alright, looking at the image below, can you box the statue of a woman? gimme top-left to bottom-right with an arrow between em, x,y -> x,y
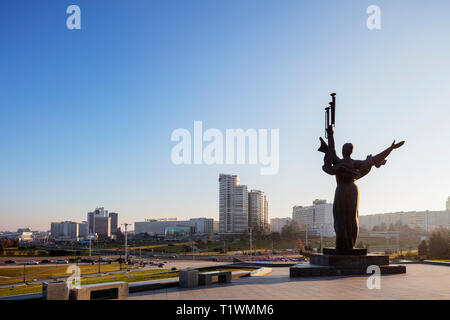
319,127 -> 404,252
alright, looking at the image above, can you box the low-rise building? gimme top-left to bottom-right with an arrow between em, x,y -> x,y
292,199 -> 335,237
134,218 -> 214,236
0,231 -> 33,242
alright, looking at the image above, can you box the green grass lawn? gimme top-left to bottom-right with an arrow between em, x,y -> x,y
430,259 -> 450,262
0,263 -> 133,286
0,267 -> 254,297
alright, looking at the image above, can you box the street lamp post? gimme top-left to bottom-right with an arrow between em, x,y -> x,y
249,228 -> 252,258
122,223 -> 129,263
320,225 -> 323,251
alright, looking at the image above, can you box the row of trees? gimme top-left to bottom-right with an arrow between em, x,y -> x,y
418,228 -> 450,259
0,239 -> 20,255
369,221 -> 422,237
280,221 -> 302,239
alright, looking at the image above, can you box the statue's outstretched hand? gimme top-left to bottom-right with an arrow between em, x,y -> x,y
391,140 -> 405,149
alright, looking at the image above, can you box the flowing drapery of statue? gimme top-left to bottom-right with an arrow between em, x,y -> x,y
318,93 -> 405,253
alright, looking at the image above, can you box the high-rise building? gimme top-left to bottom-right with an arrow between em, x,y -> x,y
248,190 -> 266,231
292,200 -> 335,237
87,207 -> 111,237
219,174 -> 248,234
264,195 -> 269,231
270,217 -> 292,233
95,217 -> 111,237
50,221 -> 79,241
446,197 -> 450,211
79,221 -> 89,238
109,212 -> 118,234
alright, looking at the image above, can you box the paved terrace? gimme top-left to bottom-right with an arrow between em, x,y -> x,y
128,264 -> 450,300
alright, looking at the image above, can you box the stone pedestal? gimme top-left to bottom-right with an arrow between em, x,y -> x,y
310,253 -> 389,267
290,249 -> 406,278
179,269 -> 199,288
69,282 -> 128,300
199,271 -> 232,286
43,281 -> 69,300
322,248 -> 367,255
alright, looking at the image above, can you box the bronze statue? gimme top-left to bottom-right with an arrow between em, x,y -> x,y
318,93 -> 404,253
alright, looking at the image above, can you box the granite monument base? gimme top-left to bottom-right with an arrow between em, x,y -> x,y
290,249 -> 406,278
43,281 -> 69,300
179,269 -> 199,288
322,247 -> 367,255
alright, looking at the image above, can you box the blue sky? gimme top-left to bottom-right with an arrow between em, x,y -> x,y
1,0 -> 450,230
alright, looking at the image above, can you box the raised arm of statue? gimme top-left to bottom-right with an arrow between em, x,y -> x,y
319,127 -> 342,176
326,127 -> 340,164
372,140 -> 405,168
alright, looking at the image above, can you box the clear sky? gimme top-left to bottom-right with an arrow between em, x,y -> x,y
1,0 -> 450,231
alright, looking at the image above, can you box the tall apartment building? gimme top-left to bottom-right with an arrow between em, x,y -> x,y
248,190 -> 263,230
248,190 -> 269,232
292,199 -> 335,237
264,196 -> 269,231
87,207 -> 112,237
447,196 -> 450,211
270,217 -> 292,233
95,217 -> 111,237
79,221 -> 89,238
219,174 -> 249,234
109,212 -> 119,234
50,221 -> 79,241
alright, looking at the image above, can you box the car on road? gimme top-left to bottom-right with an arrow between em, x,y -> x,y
81,258 -> 97,264
25,260 -> 39,265
4,260 -> 16,264
40,259 -> 52,264
55,259 -> 68,264
99,257 -> 112,263
168,254 -> 178,259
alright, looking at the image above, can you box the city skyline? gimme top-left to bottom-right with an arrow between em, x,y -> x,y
1,1 -> 450,231
2,194 -> 450,232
